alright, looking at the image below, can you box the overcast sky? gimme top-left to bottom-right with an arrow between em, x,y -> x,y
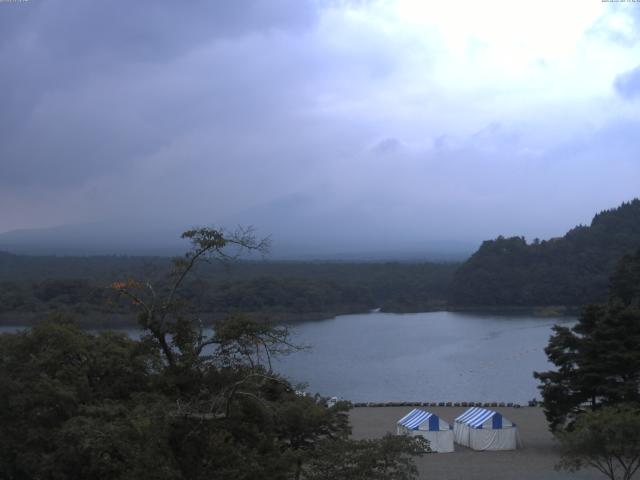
1,0 -> 639,255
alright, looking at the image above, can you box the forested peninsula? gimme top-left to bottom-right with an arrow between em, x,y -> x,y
0,255 -> 456,326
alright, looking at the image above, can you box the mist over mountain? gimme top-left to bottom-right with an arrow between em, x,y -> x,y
5,195 -> 640,263
0,216 -> 474,261
221,192 -> 477,260
0,223 -> 188,257
1,190 -> 479,260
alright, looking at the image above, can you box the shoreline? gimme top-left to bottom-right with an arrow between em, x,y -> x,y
0,305 -> 580,328
349,406 -> 600,480
351,401 -> 529,408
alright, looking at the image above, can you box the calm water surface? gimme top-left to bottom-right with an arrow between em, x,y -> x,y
1,311 -> 575,403
273,311 -> 575,403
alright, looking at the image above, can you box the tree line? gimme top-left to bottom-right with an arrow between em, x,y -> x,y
0,254 -> 456,325
535,248 -> 640,480
450,199 -> 640,307
2,198 -> 640,323
0,228 -> 427,480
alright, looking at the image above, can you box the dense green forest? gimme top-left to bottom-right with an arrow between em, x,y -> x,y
535,247 -> 640,430
450,199 -> 640,307
0,229 -> 427,479
3,198 -> 640,323
0,253 -> 457,326
533,249 -> 640,479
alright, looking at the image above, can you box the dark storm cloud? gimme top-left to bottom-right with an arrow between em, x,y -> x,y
0,0 -> 318,60
614,65 -> 640,100
0,0 -> 321,186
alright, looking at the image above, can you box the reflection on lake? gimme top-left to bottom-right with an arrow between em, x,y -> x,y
273,311 -> 575,403
0,311 -> 574,403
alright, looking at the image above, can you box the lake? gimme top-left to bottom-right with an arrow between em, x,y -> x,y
0,311 -> 574,404
273,311 -> 575,404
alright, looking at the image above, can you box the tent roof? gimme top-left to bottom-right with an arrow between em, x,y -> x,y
455,407 -> 503,428
397,409 -> 437,430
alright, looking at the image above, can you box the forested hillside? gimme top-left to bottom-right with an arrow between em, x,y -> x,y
4,199 -> 639,321
0,254 -> 457,325
450,199 -> 640,307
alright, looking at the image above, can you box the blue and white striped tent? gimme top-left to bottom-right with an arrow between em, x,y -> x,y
396,409 -> 454,453
453,407 -> 519,451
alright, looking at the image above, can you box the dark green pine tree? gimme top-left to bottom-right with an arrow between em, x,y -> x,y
610,250 -> 640,307
534,249 -> 640,432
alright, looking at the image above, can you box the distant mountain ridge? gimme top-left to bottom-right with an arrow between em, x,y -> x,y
0,221 -> 473,261
450,199 -> 640,307
0,223 -> 188,256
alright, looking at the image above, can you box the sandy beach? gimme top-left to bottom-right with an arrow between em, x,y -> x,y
349,406 -> 603,480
